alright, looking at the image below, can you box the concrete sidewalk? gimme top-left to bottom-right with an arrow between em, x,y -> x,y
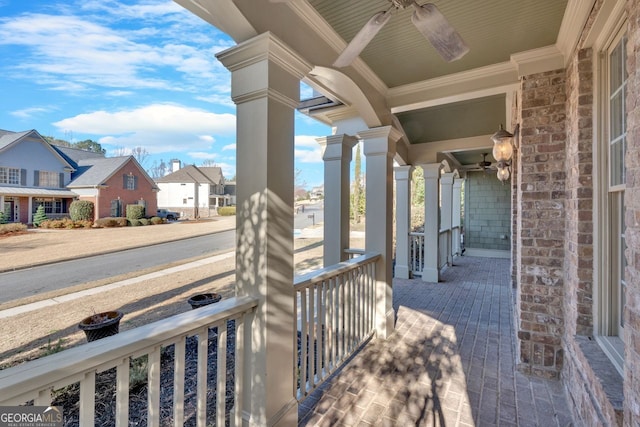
299,256 -> 574,427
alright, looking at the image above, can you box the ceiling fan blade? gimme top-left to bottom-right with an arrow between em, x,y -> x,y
333,9 -> 392,68
411,2 -> 469,62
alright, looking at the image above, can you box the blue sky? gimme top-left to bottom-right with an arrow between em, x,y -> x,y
0,0 -> 330,189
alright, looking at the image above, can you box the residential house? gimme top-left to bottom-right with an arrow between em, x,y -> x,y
54,145 -> 159,221
155,160 -> 229,218
0,129 -> 77,224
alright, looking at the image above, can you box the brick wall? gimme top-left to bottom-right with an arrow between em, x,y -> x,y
98,160 -> 158,219
564,47 -> 595,339
624,0 -> 640,423
516,68 -> 567,379
464,171 -> 511,250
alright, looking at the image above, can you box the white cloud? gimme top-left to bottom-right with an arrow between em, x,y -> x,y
222,143 -> 236,151
295,148 -> 322,164
188,151 -> 217,160
53,103 -> 235,154
10,107 -> 50,119
0,6 -> 232,96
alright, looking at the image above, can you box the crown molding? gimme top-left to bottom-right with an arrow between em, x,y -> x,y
556,0 -> 598,61
510,45 -> 565,77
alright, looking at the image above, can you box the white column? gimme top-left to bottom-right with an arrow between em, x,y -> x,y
217,32 -> 311,427
440,173 -> 454,266
28,196 -> 33,224
394,165 -> 412,279
360,126 -> 400,339
422,164 -> 441,282
452,178 -> 463,256
318,134 -> 357,267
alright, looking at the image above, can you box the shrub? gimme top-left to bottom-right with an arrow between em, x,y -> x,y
0,223 -> 27,235
40,218 -> 93,229
218,206 -> 236,216
33,205 -> 48,227
150,216 -> 164,225
0,211 -> 6,225
139,218 -> 150,226
126,204 -> 145,220
94,217 -> 128,228
69,200 -> 94,221
128,219 -> 142,227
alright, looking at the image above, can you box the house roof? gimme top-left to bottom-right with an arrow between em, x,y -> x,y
0,129 -> 76,170
0,186 -> 78,198
67,156 -> 159,190
156,165 -> 224,185
52,145 -> 106,169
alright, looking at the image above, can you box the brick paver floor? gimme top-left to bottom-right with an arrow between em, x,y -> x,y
298,256 -> 574,426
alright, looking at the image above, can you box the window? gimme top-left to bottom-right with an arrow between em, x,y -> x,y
124,174 -> 137,191
597,29 -> 627,374
32,198 -> 63,214
0,167 -> 20,185
38,171 -> 60,188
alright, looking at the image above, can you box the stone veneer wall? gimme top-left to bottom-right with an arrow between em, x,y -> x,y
516,68 -> 567,379
625,0 -> 640,423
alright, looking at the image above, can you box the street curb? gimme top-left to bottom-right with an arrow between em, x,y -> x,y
0,226 -> 235,274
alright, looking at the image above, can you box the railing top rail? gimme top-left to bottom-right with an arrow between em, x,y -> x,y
409,232 -> 425,236
294,252 -> 381,290
343,248 -> 365,255
0,295 -> 258,403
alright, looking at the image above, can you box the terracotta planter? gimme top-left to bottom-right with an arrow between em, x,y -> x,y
78,311 -> 124,342
188,293 -> 222,309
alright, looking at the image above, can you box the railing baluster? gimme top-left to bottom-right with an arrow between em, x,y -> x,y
217,321 -> 228,427
173,337 -> 186,427
300,288 -> 308,396
196,327 -> 208,427
148,347 -> 161,427
234,314 -> 246,427
79,371 -> 96,426
116,357 -> 130,427
308,284 -> 315,389
316,280 -> 324,380
35,389 -> 51,406
327,276 -> 335,374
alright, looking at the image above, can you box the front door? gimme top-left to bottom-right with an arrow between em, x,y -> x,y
3,201 -> 14,222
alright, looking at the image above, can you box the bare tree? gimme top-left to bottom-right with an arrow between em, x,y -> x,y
131,146 -> 150,167
200,160 -> 218,167
112,146 -> 128,157
149,159 -> 168,179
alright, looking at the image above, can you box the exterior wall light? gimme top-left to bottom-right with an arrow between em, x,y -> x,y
491,124 -> 519,182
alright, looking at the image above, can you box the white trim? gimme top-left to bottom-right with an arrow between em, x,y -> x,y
556,0 -> 598,62
511,45 -> 565,77
464,248 -> 510,259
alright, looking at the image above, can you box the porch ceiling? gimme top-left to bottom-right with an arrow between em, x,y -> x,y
177,0 -> 581,165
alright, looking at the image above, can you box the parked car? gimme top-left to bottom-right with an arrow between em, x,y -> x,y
156,209 -> 180,221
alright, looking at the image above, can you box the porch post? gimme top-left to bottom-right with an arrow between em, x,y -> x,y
318,134 -> 357,267
394,165 -> 413,279
28,197 -> 33,225
440,173 -> 454,266
360,126 -> 400,339
421,164 -> 441,282
217,32 -> 311,427
452,177 -> 463,256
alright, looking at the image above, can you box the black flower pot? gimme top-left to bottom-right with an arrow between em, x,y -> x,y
78,310 -> 124,342
188,293 -> 222,309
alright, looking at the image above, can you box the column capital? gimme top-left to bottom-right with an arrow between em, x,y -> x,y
394,165 -> 413,181
440,173 -> 455,185
420,163 -> 441,179
216,32 -> 311,78
453,177 -> 464,190
359,126 -> 398,157
318,134 -> 358,161
358,125 -> 403,143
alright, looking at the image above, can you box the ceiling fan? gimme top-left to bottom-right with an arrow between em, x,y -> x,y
476,153 -> 495,172
333,0 -> 469,68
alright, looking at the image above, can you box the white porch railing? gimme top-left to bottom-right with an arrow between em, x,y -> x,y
438,229 -> 449,270
409,232 -> 425,277
0,296 -> 257,427
344,248 -> 366,259
294,252 -> 380,401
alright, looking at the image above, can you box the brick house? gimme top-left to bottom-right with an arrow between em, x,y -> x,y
55,145 -> 159,221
